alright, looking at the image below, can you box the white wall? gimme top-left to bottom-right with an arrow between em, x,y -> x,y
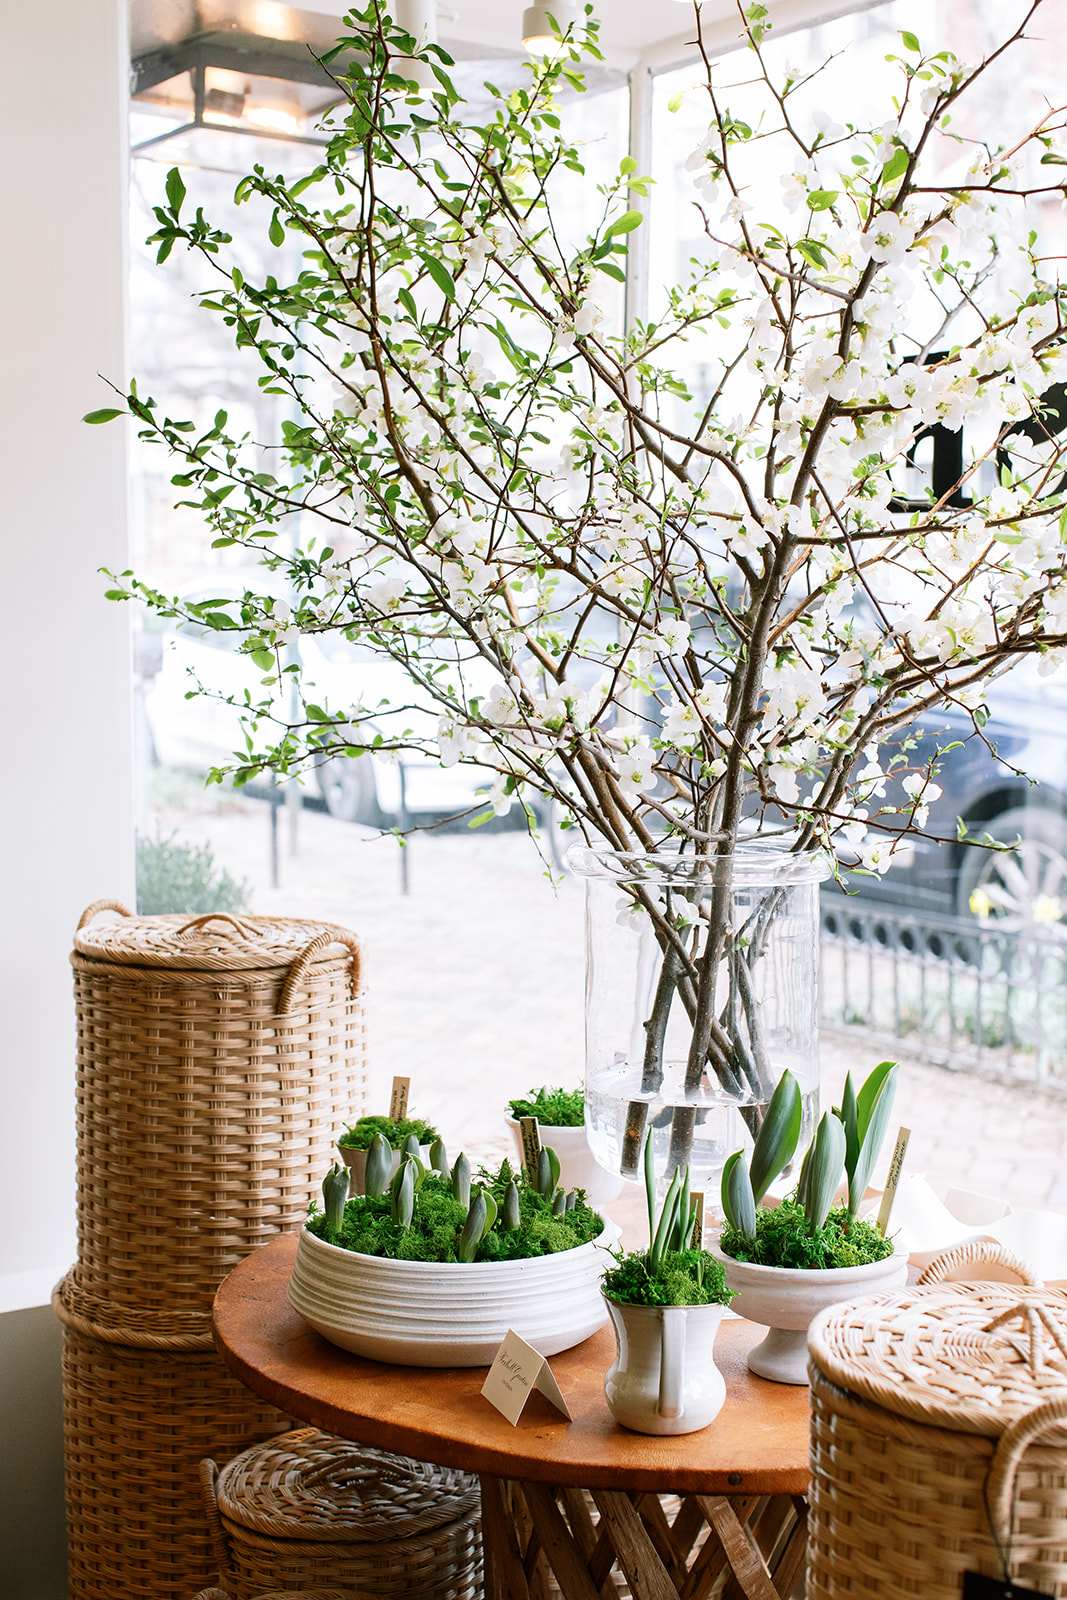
0,0 -> 134,1306
0,0 -> 132,1591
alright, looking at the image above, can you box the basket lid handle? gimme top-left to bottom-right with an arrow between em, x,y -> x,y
278,929 -> 362,1015
76,899 -> 134,931
175,913 -> 261,940
918,1239 -> 1043,1289
986,1392 -> 1067,1558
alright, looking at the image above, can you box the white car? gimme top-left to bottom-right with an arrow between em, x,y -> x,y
142,585 -> 508,827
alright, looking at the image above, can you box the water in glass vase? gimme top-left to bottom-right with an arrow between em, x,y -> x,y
585,1059 -> 818,1207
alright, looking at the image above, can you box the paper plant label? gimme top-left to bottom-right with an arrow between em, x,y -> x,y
964,1573 -> 1054,1600
517,1116 -> 541,1180
480,1329 -> 572,1426
390,1076 -> 410,1120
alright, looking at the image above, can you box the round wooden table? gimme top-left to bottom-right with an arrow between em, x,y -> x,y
213,1233 -> 811,1600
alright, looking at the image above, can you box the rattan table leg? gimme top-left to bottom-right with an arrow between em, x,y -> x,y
481,1481 -> 807,1600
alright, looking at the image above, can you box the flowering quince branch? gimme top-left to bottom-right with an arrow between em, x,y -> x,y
97,0 -> 1067,1168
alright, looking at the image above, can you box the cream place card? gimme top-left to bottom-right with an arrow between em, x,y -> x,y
390,1076 -> 411,1119
480,1329 -> 572,1426
517,1116 -> 541,1179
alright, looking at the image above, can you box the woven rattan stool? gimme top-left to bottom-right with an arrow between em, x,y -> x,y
201,1430 -> 483,1600
193,1590 -> 352,1599
807,1244 -> 1067,1600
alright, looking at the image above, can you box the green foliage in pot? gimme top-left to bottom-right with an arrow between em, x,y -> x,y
310,1137 -> 603,1263
507,1086 -> 584,1127
718,1063 -> 898,1270
338,1113 -> 439,1150
601,1137 -> 733,1309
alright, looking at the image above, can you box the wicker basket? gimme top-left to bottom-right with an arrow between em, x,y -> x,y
807,1242 -> 1067,1599
201,1430 -> 483,1600
57,1313 -> 293,1600
70,902 -> 367,1320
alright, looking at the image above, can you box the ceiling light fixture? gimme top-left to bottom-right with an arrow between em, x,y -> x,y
522,3 -> 579,56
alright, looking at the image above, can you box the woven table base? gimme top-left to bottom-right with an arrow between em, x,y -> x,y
482,1478 -> 806,1600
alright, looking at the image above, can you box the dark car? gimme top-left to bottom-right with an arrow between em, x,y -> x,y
829,654 -> 1067,931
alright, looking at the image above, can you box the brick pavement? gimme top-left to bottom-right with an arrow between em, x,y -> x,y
150,788 -> 1067,1213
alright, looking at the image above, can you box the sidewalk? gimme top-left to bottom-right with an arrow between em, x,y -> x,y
146,784 -> 1067,1214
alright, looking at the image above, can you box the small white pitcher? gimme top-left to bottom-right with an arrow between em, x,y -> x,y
602,1296 -> 727,1435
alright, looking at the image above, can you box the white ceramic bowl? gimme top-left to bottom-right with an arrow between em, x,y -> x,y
339,1142 -> 433,1196
288,1219 -> 618,1367
506,1119 -> 625,1207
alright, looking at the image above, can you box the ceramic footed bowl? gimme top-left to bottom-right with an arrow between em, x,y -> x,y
709,1240 -> 910,1384
506,1119 -> 625,1207
288,1219 -> 618,1367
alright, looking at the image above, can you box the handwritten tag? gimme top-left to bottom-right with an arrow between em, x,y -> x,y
390,1076 -> 410,1120
518,1116 -> 541,1181
690,1190 -> 705,1247
876,1126 -> 911,1235
480,1329 -> 572,1426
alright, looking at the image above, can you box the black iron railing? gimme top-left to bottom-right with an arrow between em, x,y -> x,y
819,896 -> 1067,1086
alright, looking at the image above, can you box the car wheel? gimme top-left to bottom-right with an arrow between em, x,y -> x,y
315,753 -> 381,825
956,807 -> 1067,932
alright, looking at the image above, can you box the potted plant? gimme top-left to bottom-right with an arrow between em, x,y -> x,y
288,1132 -> 615,1366
100,6 -> 1067,1192
600,1136 -> 734,1435
337,1112 -> 440,1194
711,1064 -> 908,1385
506,1086 -> 624,1207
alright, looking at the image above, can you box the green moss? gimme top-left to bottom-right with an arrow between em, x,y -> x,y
601,1248 -> 734,1308
719,1197 -> 895,1270
307,1164 -> 604,1263
507,1086 -> 584,1127
337,1114 -> 439,1150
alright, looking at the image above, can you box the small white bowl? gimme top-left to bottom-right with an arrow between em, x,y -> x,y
506,1119 -> 625,1207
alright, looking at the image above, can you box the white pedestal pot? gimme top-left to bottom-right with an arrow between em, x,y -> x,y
710,1242 -> 909,1384
602,1296 -> 728,1436
288,1220 -> 617,1367
506,1120 -> 624,1207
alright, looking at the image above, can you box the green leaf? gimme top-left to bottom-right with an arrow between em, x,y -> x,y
722,1151 -> 757,1240
649,1168 -> 682,1273
422,254 -> 456,300
165,167 -> 186,215
841,1072 -> 859,1181
397,286 -> 418,320
605,208 -> 643,237
848,1061 -> 898,1215
881,146 -> 910,184
595,260 -> 627,282
806,189 -> 839,211
364,1132 -> 392,1198
456,1190 -> 487,1261
748,1070 -> 803,1201
804,1114 -> 847,1233
620,155 -> 637,175
269,209 -> 285,247
901,30 -> 921,51
83,408 -> 123,425
796,238 -> 829,269
667,90 -> 684,112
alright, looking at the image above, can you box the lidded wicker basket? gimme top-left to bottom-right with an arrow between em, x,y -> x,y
68,902 -> 367,1323
201,1430 -> 483,1600
808,1245 -> 1067,1599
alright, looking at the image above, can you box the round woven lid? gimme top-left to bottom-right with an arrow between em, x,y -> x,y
73,911 -> 357,973
809,1282 -> 1067,1438
216,1431 -> 480,1541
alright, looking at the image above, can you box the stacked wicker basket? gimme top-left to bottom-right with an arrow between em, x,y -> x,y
55,903 -> 367,1600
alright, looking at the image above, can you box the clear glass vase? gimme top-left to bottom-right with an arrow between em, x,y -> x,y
568,841 -> 830,1206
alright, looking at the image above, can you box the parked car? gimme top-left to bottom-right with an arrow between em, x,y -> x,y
141,584 -> 511,828
829,654 -> 1067,933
